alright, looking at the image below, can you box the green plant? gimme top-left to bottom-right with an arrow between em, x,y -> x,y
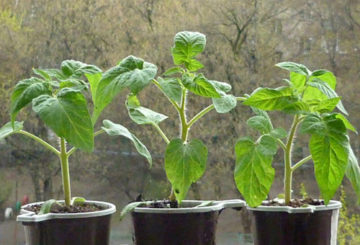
98,31 -> 243,204
234,62 -> 360,207
0,60 -> 152,208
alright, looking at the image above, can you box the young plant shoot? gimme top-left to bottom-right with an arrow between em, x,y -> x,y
0,60 -> 152,211
96,31 -> 244,206
235,62 -> 360,207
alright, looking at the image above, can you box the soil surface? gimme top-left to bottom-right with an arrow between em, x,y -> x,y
139,200 -> 179,208
25,203 -> 105,214
264,198 -> 324,208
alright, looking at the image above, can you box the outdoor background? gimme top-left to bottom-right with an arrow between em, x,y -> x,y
0,0 -> 359,244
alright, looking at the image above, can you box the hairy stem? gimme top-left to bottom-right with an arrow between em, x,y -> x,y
152,123 -> 170,144
18,130 -> 60,156
60,138 -> 71,206
284,115 -> 300,205
292,155 -> 312,171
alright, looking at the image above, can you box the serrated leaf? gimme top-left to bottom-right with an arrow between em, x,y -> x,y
71,197 -> 86,206
182,73 -> 221,98
234,137 -> 275,207
127,101 -> 168,125
276,62 -> 311,76
258,135 -> 278,156
157,77 -> 182,104
309,116 -> 349,204
163,67 -> 183,76
39,199 -> 57,215
165,138 -> 207,203
243,87 -> 297,111
209,80 -> 232,93
313,97 -> 340,113
32,88 -> 94,151
247,116 -> 272,134
10,78 -> 52,125
61,60 -> 101,78
93,56 -> 157,122
102,120 -> 152,166
290,72 -> 307,90
0,121 -> 23,140
335,114 -> 357,134
270,128 -> 287,139
212,94 -> 237,113
283,101 -> 310,114
306,78 -> 347,115
346,146 -> 360,203
171,31 -> 206,71
300,114 -> 326,135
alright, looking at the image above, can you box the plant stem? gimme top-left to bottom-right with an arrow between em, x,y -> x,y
276,138 -> 287,151
152,123 -> 170,144
284,115 -> 300,205
179,89 -> 188,142
18,130 -> 60,156
292,155 -> 312,171
59,138 -> 71,206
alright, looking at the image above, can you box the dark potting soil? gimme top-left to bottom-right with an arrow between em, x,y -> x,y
25,203 -> 105,214
264,198 -> 324,208
141,200 -> 179,208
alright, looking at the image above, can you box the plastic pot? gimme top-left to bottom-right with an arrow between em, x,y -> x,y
131,199 -> 245,245
247,200 -> 341,245
17,200 -> 116,245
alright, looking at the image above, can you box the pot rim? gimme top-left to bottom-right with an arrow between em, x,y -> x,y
247,200 -> 341,213
17,200 -> 116,222
133,199 -> 245,214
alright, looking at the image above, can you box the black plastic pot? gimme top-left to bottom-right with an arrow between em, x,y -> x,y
248,200 -> 341,245
131,199 -> 245,245
17,201 -> 116,245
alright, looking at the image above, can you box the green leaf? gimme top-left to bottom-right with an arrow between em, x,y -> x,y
33,68 -> 67,80
126,97 -> 168,125
59,79 -> 88,91
32,88 -> 94,151
290,72 -> 307,90
247,116 -> 272,134
258,135 -> 278,156
313,97 -> 341,113
163,67 -> 183,76
309,116 -> 349,204
270,128 -> 287,139
276,62 -> 311,76
243,87 -> 297,111
182,73 -> 221,98
335,114 -> 357,134
85,73 -> 102,119
306,78 -> 347,115
0,121 -> 23,140
311,69 -> 331,77
93,56 -> 157,122
61,60 -> 101,78
39,199 -> 57,215
157,77 -> 182,104
209,80 -> 232,93
165,138 -> 207,203
102,120 -> 152,166
10,78 -> 52,125
212,94 -> 237,113
283,101 -> 310,114
300,114 -> 326,135
346,146 -> 360,203
71,197 -> 86,206
311,70 -> 336,88
171,31 -> 206,71
234,137 -> 275,207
